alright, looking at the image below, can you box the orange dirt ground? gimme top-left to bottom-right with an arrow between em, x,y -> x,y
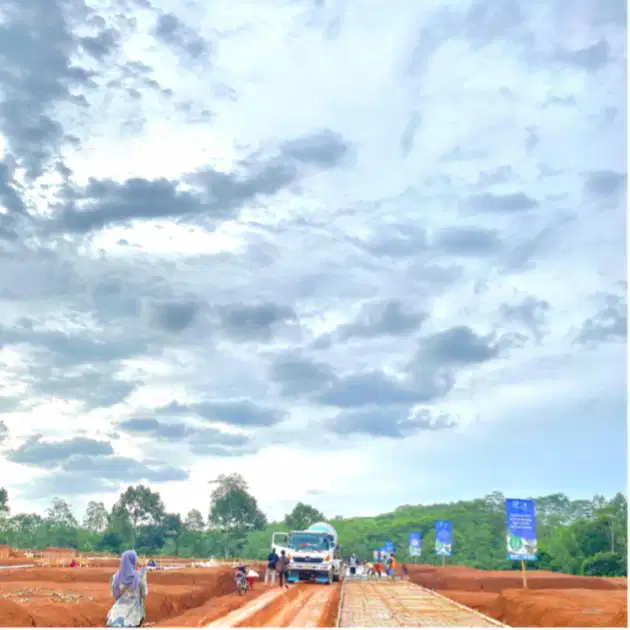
201,583 -> 342,628
408,565 -> 628,627
0,558 -> 626,627
0,564 -> 269,627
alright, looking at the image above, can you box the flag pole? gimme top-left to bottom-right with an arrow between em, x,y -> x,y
521,560 -> 527,588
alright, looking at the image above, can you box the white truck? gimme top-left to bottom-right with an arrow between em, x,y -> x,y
271,522 -> 345,584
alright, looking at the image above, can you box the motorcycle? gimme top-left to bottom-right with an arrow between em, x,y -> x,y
235,567 -> 249,595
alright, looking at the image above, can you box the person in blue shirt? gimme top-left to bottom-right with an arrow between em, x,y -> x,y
265,547 -> 279,585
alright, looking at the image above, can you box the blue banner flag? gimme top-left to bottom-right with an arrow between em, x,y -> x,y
435,520 -> 452,556
505,498 -> 537,561
384,541 -> 395,553
408,531 -> 422,557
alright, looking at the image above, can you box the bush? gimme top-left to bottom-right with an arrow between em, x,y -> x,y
581,552 -> 627,577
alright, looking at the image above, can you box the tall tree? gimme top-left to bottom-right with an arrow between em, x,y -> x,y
184,509 -> 205,532
208,474 -> 266,555
0,488 -> 9,516
45,498 -> 79,548
162,513 -> 183,554
5,513 -> 44,549
113,485 -> 165,546
284,502 -> 325,531
46,498 -> 78,528
83,501 -> 109,533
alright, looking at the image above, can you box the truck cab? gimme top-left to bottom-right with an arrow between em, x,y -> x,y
272,522 -> 345,584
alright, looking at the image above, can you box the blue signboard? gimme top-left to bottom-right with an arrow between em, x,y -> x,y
505,499 -> 537,561
435,520 -> 452,556
408,531 -> 421,557
383,541 -> 395,554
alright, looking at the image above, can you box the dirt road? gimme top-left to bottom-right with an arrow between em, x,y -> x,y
206,584 -> 341,627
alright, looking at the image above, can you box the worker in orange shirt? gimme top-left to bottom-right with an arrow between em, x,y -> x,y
388,554 -> 397,580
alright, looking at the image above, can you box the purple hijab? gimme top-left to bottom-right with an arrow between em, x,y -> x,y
113,550 -> 142,599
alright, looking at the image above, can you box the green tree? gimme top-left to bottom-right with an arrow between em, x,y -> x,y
136,525 -> 165,554
184,509 -> 205,532
47,498 -> 78,528
0,488 -> 9,515
113,485 -> 165,546
83,501 -> 109,533
162,513 -> 183,554
284,502 -> 325,531
208,474 -> 266,556
582,551 -> 627,577
45,498 -> 79,548
3,513 -> 44,548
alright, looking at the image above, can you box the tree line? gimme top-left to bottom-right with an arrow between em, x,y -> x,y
0,477 -> 626,577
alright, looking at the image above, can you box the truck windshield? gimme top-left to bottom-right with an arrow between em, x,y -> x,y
289,533 -> 331,551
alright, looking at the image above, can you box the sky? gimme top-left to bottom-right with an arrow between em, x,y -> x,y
0,0 -> 627,525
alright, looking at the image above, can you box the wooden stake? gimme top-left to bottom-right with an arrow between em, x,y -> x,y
521,560 -> 527,588
441,556 -> 446,568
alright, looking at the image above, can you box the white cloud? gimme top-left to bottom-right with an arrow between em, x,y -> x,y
0,0 -> 625,522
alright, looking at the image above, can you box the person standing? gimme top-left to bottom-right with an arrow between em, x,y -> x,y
265,548 -> 279,585
106,550 -> 148,628
389,554 -> 397,580
373,560 -> 382,579
278,549 -> 290,589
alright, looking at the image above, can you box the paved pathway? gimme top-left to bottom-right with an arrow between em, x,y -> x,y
338,580 -> 507,627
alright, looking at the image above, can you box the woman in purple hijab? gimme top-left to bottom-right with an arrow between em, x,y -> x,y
106,550 -> 149,627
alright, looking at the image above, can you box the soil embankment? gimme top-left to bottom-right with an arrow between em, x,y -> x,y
0,566 -> 265,627
0,559 -> 626,627
200,583 -> 342,628
408,565 -> 628,627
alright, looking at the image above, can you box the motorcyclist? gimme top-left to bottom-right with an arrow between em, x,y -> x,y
234,564 -> 248,588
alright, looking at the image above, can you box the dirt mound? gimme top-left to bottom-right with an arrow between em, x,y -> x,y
157,585 -> 276,627
318,583 -> 342,627
201,583 -> 342,628
408,564 -> 627,592
479,588 -> 628,627
0,566 -> 240,586
0,599 -> 37,626
0,565 -> 256,627
438,590 -> 501,611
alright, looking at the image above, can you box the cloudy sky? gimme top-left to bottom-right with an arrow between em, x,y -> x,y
0,0 -> 627,524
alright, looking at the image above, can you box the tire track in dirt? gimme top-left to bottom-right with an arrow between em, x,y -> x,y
206,584 -> 342,628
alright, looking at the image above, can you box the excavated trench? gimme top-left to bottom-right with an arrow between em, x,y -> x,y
0,564 -> 626,628
0,566 -> 266,627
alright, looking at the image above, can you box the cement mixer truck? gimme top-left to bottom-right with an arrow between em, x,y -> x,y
271,522 -> 345,584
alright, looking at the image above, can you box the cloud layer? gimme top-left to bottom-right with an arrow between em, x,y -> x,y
0,0 -> 626,519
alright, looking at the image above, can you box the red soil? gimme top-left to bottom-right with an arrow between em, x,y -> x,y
408,564 -> 627,592
156,585 -> 277,627
409,565 -> 628,627
481,588 -> 628,627
0,566 -> 265,627
1,559 -> 626,628
197,583 -> 342,628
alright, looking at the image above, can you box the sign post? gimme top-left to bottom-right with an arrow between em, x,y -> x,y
408,532 -> 421,562
435,520 -> 452,568
505,499 -> 537,588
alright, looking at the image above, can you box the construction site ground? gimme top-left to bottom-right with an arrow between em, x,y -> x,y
0,560 -> 625,627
